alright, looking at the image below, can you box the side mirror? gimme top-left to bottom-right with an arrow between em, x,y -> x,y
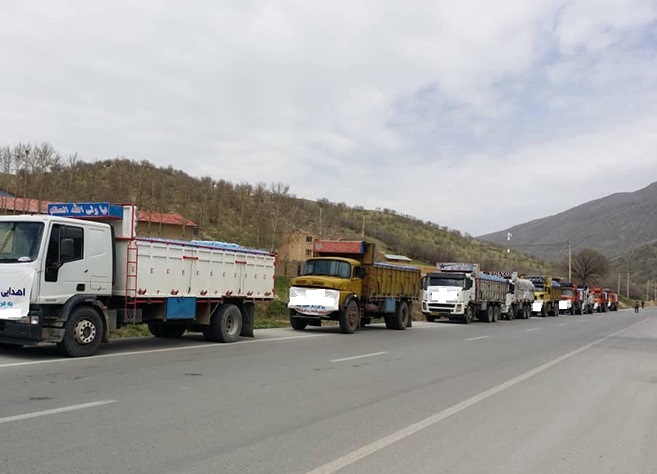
61,238 -> 75,260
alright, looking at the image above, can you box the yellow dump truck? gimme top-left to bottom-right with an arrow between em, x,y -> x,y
288,240 -> 420,333
529,275 -> 561,317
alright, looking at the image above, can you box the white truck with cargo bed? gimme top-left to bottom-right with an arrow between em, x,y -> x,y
0,203 -> 275,357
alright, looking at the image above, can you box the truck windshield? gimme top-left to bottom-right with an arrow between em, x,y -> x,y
302,259 -> 351,279
425,275 -> 465,288
561,289 -> 574,296
0,221 -> 44,263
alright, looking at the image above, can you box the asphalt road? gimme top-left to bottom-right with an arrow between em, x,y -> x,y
1,309 -> 656,474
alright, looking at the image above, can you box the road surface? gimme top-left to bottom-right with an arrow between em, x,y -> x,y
1,309 -> 655,473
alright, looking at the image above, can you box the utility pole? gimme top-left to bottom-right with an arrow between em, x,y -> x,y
627,271 -> 630,298
361,214 -> 365,238
568,239 -> 573,281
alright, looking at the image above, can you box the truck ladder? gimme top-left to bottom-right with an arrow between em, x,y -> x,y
124,239 -> 139,322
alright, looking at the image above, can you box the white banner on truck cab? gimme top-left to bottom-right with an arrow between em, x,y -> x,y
0,267 -> 34,319
289,287 -> 340,316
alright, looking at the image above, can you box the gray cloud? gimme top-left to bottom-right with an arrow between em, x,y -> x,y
1,0 -> 656,235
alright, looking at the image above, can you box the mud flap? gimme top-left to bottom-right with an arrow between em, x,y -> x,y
240,303 -> 255,338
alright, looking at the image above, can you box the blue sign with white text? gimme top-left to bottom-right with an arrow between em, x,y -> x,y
47,202 -> 124,219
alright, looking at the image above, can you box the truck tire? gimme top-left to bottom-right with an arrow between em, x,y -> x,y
464,306 -> 474,324
425,314 -> 436,323
148,321 -> 186,338
485,306 -> 494,323
387,301 -> 409,330
493,305 -> 500,322
207,304 -> 243,343
553,304 -> 560,317
339,300 -> 360,334
289,317 -> 308,331
57,306 -> 103,357
540,305 -> 547,317
525,305 -> 531,319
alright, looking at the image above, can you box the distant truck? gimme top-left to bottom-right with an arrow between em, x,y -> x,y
604,288 -> 619,311
500,273 -> 535,320
588,287 -> 607,312
529,276 -> 561,317
421,263 -> 508,324
288,240 -> 420,333
559,281 -> 583,315
0,203 -> 276,357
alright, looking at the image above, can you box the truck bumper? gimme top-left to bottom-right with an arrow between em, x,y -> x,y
422,301 -> 464,316
0,319 -> 43,346
289,313 -> 323,327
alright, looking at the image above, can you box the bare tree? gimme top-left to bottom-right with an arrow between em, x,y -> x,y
572,248 -> 609,286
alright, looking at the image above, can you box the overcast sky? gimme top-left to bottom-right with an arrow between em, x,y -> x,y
1,1 -> 656,235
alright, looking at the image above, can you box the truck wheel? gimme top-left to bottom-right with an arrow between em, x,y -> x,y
494,305 -> 501,322
360,317 -> 371,328
553,304 -> 560,317
388,301 -> 409,330
340,300 -> 360,334
540,305 -> 547,317
290,317 -> 308,331
485,306 -> 494,323
57,307 -> 103,357
148,321 -> 186,338
464,306 -> 474,324
425,314 -> 436,323
207,304 -> 243,343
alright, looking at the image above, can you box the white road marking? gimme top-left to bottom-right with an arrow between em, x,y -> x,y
307,318 -> 649,474
0,333 -> 330,370
557,323 -> 568,327
526,328 -> 540,332
330,352 -> 389,363
465,336 -> 490,341
0,400 -> 116,425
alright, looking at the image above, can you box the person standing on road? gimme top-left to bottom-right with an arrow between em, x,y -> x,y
641,300 -> 645,309
635,300 -> 640,313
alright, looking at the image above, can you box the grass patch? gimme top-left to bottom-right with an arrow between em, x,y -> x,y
110,324 -> 152,339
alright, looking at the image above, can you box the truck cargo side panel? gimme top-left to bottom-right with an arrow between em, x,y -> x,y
364,265 -> 420,300
114,239 -> 275,299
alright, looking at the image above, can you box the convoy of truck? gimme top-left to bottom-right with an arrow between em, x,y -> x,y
0,203 -> 276,357
0,202 -> 631,358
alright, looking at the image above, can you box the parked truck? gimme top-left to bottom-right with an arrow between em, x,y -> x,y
588,287 -> 607,312
288,240 -> 420,333
559,281 -> 583,315
421,263 -> 508,324
0,203 -> 276,357
529,276 -> 561,317
605,289 -> 619,311
499,272 -> 535,320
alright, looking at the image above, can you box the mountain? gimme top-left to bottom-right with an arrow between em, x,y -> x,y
478,182 -> 657,262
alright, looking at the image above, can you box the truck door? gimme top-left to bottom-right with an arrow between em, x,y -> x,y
40,223 -> 89,303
